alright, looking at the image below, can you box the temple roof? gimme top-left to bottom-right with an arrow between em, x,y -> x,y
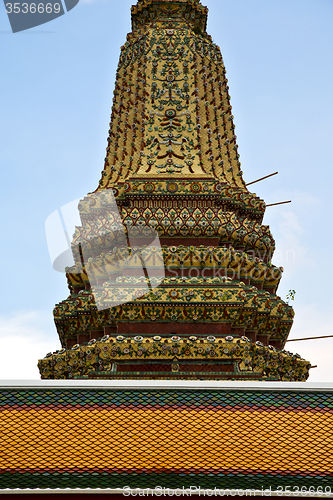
1,381 -> 332,491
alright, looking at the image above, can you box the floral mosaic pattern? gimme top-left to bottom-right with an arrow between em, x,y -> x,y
38,335 -> 310,381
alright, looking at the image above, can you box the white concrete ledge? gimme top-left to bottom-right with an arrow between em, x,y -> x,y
0,380 -> 332,392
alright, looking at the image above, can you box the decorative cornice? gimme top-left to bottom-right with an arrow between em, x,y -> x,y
38,335 -> 310,382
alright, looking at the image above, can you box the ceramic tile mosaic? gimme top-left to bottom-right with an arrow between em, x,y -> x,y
0,386 -> 332,491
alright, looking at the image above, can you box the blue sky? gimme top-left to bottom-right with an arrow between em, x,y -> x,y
0,0 -> 332,380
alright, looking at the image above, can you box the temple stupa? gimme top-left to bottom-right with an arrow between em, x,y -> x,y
38,0 -> 310,381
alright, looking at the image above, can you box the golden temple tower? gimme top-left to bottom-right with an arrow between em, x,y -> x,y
39,0 -> 310,381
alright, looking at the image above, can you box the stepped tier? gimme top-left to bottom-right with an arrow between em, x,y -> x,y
39,0 -> 311,380
38,335 -> 310,381
74,191 -> 274,261
67,246 -> 282,294
54,275 -> 293,351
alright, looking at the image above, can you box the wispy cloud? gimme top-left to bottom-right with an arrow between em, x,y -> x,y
267,190 -> 319,273
0,311 -> 60,380
272,210 -> 312,274
286,302 -> 333,382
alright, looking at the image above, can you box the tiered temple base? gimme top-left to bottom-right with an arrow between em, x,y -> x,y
39,334 -> 310,381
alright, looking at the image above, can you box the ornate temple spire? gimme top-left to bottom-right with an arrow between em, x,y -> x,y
38,0 -> 311,382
